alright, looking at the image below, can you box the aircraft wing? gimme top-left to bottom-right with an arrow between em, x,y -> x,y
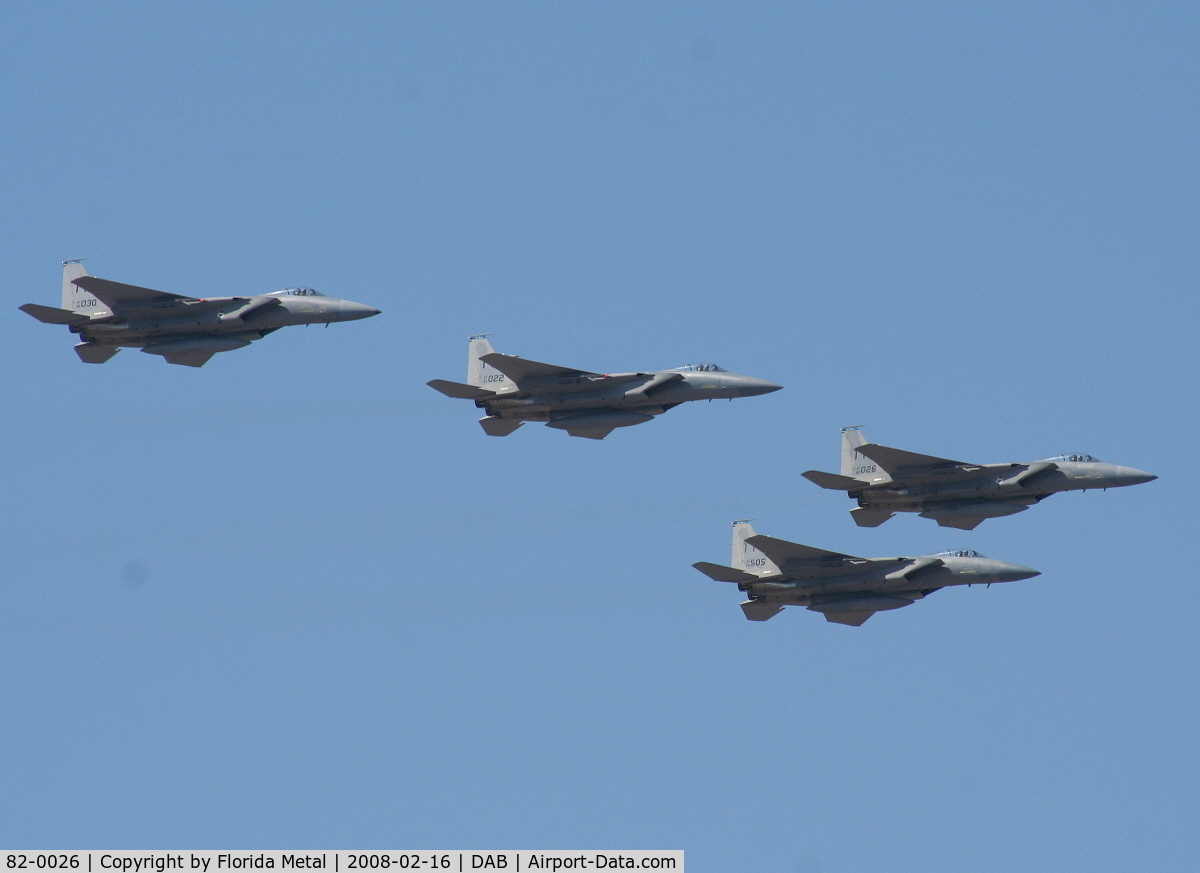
854,443 -> 971,474
478,352 -> 600,382
823,610 -> 876,627
163,351 -> 217,368
74,276 -> 195,309
744,534 -> 862,566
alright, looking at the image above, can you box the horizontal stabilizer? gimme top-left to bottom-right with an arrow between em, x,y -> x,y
427,379 -> 497,400
19,303 -> 90,325
74,343 -> 119,364
740,600 -> 784,622
479,351 -> 598,383
855,443 -> 969,475
74,276 -> 189,308
744,534 -> 861,566
851,507 -> 894,527
802,470 -> 869,491
479,416 -> 523,437
692,562 -> 759,583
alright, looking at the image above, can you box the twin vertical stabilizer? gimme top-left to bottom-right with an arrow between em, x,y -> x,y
61,259 -> 112,318
467,335 -> 516,392
731,520 -> 781,577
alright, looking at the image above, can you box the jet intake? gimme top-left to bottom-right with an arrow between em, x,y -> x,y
142,336 -> 253,357
546,411 -> 654,431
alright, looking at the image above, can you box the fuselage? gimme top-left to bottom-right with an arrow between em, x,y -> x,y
851,457 -> 1156,516
479,366 -> 781,423
71,288 -> 380,350
744,551 -> 1039,608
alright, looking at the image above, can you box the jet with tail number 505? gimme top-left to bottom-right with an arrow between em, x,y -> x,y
20,260 -> 381,367
693,521 -> 1041,626
427,336 -> 782,439
802,427 -> 1157,530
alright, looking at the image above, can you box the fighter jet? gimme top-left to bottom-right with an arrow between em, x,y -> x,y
427,336 -> 782,439
803,427 -> 1157,530
693,520 -> 1041,626
19,260 -> 381,367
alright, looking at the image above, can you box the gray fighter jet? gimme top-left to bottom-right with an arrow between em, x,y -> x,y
693,520 -> 1041,626
427,336 -> 782,439
803,427 -> 1157,530
20,260 -> 380,367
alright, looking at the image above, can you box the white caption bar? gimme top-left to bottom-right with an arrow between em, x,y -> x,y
0,853 -> 683,873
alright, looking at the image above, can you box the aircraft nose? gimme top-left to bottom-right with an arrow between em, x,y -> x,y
736,376 -> 784,397
340,301 -> 382,321
993,562 -> 1041,583
1114,466 -> 1157,486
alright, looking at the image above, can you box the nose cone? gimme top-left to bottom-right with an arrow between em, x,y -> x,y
1111,466 -> 1157,487
339,300 -> 381,322
992,561 -> 1041,584
734,376 -> 784,397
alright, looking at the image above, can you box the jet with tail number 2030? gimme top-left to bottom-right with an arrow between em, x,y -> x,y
802,427 -> 1157,530
427,336 -> 782,439
693,521 -> 1041,626
20,260 -> 381,367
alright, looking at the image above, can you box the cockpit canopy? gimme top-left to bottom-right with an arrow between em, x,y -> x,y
1046,453 -> 1099,463
934,549 -> 985,558
271,287 -> 325,297
672,363 -> 727,372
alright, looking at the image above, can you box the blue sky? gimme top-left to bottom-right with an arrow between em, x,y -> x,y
1,3 -> 1196,871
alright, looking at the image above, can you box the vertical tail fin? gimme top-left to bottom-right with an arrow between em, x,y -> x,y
840,425 -> 891,483
467,335 -> 516,391
61,259 -> 111,317
732,520 -> 781,577
840,426 -> 867,477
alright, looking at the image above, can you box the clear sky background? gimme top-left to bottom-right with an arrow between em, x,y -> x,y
1,2 -> 1196,871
